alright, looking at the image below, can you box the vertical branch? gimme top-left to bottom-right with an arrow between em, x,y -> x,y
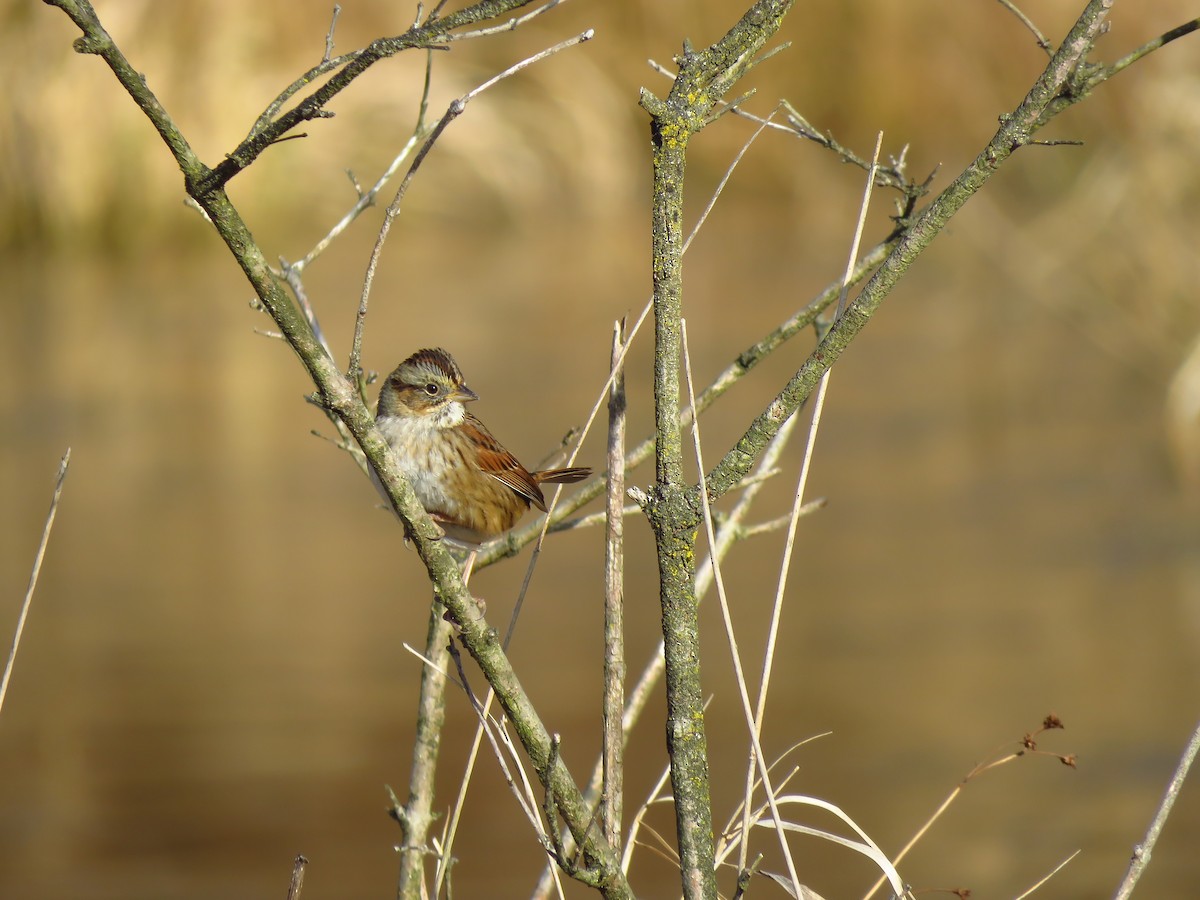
394,605 -> 455,900
642,99 -> 715,900
601,320 -> 628,849
638,5 -> 794,898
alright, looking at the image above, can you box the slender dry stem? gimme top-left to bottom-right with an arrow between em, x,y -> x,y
863,716 -> 1074,900
735,131 -> 881,876
621,765 -> 675,873
0,448 -> 71,718
681,320 -> 802,895
534,391 -> 806,900
1015,849 -> 1081,899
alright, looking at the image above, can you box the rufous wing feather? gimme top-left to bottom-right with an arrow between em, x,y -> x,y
461,414 -> 548,511
535,467 -> 591,485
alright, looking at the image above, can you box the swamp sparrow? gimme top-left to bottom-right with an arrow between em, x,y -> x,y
376,348 -> 590,549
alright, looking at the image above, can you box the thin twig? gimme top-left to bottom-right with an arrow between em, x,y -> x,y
1114,718 -> 1200,899
1107,18 -> 1200,79
0,449 -> 71,718
993,0 -> 1052,54
352,114 -> 452,384
736,503 -> 824,539
275,263 -> 370,476
247,50 -> 361,142
441,0 -> 569,41
289,116 -> 426,275
351,29 -> 593,385
323,5 -> 341,63
468,28 -> 594,97
285,44 -> 438,283
1014,849 -> 1080,899
280,261 -> 334,358
401,642 -> 460,688
447,642 -> 550,840
687,110 -> 777,254
648,61 -> 920,201
862,716 -> 1074,900
621,764 -> 675,873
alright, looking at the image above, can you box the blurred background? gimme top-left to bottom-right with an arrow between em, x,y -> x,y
3,1 -> 1199,897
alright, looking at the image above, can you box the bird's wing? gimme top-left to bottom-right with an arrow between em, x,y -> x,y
461,414 -> 548,512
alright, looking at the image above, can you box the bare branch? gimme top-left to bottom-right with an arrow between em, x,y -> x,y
285,854 -> 309,900
247,51 -> 360,142
323,5 -> 341,63
350,29 -> 594,383
649,60 -> 925,203
285,58 -> 433,277
700,0 -> 1120,505
993,0 -> 1052,55
1114,718 -> 1200,899
1108,17 -> 1200,78
444,0 -> 570,41
192,0 -> 554,194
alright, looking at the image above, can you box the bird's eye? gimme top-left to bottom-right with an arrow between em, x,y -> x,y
424,382 -> 440,396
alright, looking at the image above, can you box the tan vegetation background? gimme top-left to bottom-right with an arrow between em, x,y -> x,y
1,1 -> 1198,898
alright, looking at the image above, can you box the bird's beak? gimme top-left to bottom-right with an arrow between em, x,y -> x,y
450,384 -> 479,403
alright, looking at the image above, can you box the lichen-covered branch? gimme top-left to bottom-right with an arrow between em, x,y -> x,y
701,0 -> 1129,504
44,2 -> 633,897
639,4 -> 795,899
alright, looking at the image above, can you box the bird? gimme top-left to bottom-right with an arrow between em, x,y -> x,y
375,348 -> 590,573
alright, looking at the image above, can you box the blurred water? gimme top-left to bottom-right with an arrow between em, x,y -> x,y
2,218 -> 1198,897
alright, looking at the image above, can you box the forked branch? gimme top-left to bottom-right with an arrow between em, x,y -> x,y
43,3 -> 631,897
698,0 -> 1150,507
